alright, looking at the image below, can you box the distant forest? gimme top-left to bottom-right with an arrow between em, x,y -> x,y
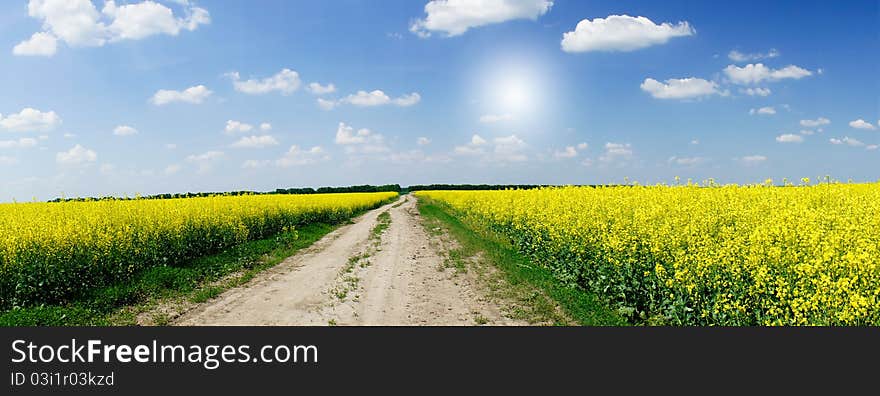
48,184 -> 555,202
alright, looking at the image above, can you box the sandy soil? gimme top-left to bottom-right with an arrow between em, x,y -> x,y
175,195 -> 524,326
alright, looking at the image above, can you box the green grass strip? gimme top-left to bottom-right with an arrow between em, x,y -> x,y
417,198 -> 626,326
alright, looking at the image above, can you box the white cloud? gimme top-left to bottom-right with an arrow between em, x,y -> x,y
479,113 -> 513,123
276,145 -> 327,167
56,144 -> 96,165
561,15 -> 694,53
186,150 -> 224,162
728,48 -> 779,63
554,146 -> 577,159
668,156 -> 707,166
849,119 -> 876,130
165,143 -> 177,149
112,125 -> 138,136
103,0 -> 209,40
723,63 -> 813,85
867,145 -> 878,151
393,92 -> 421,106
63,132 -> 77,138
690,139 -> 700,145
16,0 -> 209,56
317,98 -> 337,110
417,137 -> 431,146
750,106 -> 776,115
800,130 -> 815,135
150,85 -> 212,105
454,134 -> 488,156
12,32 -> 57,56
226,69 -> 301,95
776,133 -> 803,143
0,108 -> 61,132
230,135 -> 279,148
224,120 -> 253,134
493,134 -> 527,162
576,142 -> 588,150
599,142 -> 633,163
640,77 -> 721,100
800,117 -> 830,128
186,150 -> 224,173
259,122 -> 272,131
334,122 -> 388,154
740,87 -> 772,97
829,137 -> 865,147
325,90 -> 421,108
307,82 -> 336,95
410,0 -> 553,37
739,155 -> 767,165
241,159 -> 269,169
0,156 -> 18,165
0,137 -> 39,149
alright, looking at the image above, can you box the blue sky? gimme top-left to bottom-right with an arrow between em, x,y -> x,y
0,0 -> 877,201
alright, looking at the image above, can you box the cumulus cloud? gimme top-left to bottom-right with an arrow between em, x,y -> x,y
640,77 -> 721,99
224,120 -> 253,134
186,150 -> 224,173
479,113 -> 513,123
56,144 -> 96,165
317,98 -> 337,111
553,143 -> 587,159
800,117 -> 830,128
230,135 -> 279,149
417,137 -> 431,146
849,119 -> 876,130
322,90 -> 421,109
113,125 -> 138,136
410,0 -> 552,37
334,122 -> 388,154
728,48 -> 779,63
561,15 -> 694,53
226,69 -> 301,95
723,63 -> 813,85
0,108 -> 61,132
150,85 -> 212,105
740,87 -> 771,97
276,145 -> 328,167
493,135 -> 527,162
750,106 -> 776,115
393,93 -> 421,106
0,137 -> 39,149
453,134 -> 488,156
829,136 -> 865,147
599,142 -> 633,163
307,82 -> 336,95
14,0 -> 209,56
776,133 -> 803,143
554,146 -> 577,159
668,156 -> 707,166
739,155 -> 767,165
12,32 -> 58,56
259,122 -> 272,131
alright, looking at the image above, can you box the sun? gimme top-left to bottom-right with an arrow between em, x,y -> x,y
479,58 -> 545,119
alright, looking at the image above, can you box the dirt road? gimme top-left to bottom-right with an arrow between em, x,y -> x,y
176,195 -> 523,326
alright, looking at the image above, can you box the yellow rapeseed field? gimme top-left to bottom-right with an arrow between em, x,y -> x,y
0,192 -> 397,309
416,184 -> 880,325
